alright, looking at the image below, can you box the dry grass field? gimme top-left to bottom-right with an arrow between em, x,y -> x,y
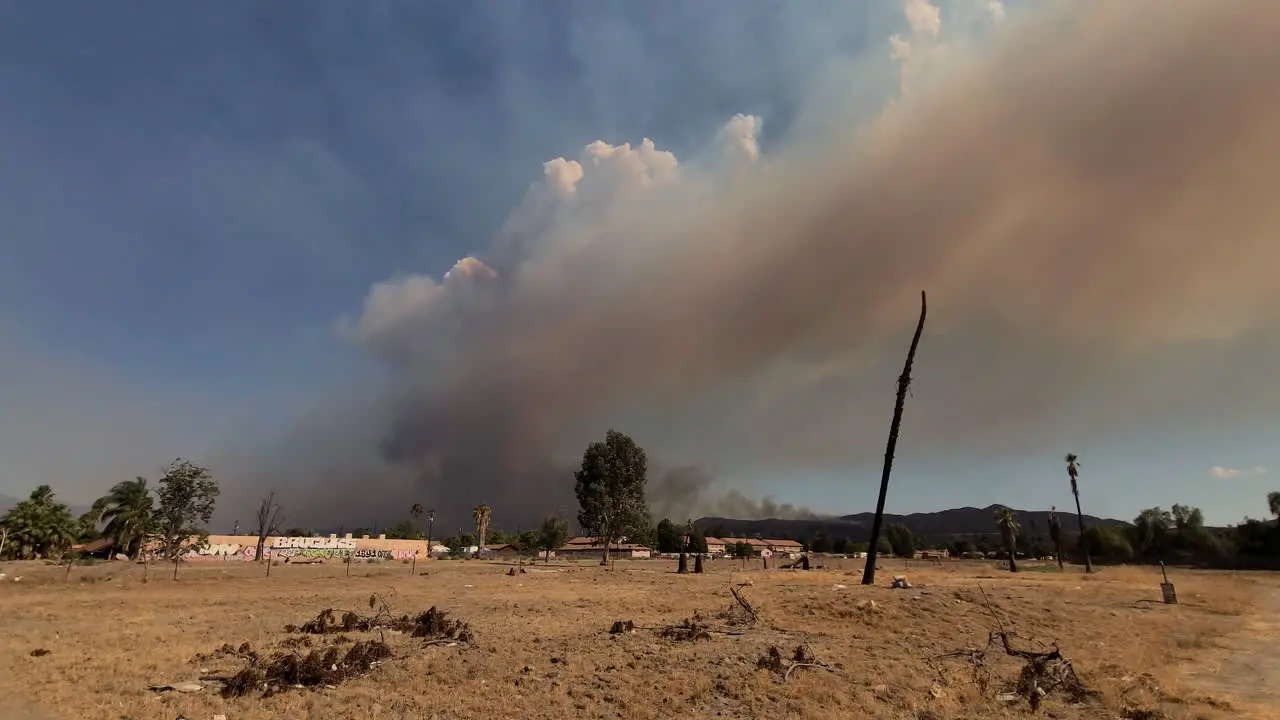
0,556 -> 1274,720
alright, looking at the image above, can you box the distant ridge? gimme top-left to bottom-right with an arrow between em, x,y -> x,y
695,504 -> 1130,545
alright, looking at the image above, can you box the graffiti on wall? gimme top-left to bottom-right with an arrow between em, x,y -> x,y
182,537 -> 419,562
269,537 -> 357,550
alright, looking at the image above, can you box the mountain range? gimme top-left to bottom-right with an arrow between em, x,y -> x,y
694,505 -> 1132,545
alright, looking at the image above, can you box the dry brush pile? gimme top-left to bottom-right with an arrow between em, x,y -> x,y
191,592 -> 475,699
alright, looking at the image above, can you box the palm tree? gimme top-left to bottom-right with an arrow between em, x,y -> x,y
472,504 -> 491,557
0,485 -> 78,559
1047,506 -> 1064,570
994,506 -> 1020,573
1065,453 -> 1094,573
862,290 -> 928,586
410,503 -> 424,548
95,478 -> 155,560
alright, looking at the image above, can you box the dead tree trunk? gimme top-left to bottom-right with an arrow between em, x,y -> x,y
862,290 -> 928,587
1073,493 -> 1093,573
254,490 -> 284,562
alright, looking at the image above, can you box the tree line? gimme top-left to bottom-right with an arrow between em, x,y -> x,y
0,458 -> 218,563
8,434 -> 1273,572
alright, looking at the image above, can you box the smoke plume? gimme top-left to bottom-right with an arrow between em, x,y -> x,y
228,0 -> 1280,530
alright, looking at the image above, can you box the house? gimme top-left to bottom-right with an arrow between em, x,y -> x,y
765,539 -> 805,557
480,544 -> 520,559
722,538 -> 774,557
703,537 -> 727,556
557,537 -> 652,560
72,537 -> 117,558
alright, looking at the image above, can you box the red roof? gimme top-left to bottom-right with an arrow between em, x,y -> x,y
72,537 -> 116,553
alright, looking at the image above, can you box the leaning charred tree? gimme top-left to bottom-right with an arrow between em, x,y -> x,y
862,290 -> 927,587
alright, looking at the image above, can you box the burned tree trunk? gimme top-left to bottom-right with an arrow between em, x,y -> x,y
862,290 -> 928,587
254,490 -> 284,562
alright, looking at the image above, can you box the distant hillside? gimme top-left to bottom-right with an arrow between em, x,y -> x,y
695,505 -> 1130,546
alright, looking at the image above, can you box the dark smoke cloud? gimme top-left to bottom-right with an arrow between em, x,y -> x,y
219,0 -> 1280,531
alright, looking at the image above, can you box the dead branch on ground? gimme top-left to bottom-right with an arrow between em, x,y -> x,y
928,584 -> 1096,712
757,645 -> 835,681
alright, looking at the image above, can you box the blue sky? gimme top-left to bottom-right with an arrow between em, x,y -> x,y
0,0 -> 1275,528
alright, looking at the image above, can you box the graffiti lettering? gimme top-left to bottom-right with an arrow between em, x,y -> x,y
353,548 -> 393,560
269,537 -> 357,550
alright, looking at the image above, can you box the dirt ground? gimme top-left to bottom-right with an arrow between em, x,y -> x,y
0,556 -> 1273,720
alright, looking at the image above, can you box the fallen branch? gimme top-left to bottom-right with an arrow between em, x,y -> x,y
928,585 -> 1097,712
758,645 -> 835,682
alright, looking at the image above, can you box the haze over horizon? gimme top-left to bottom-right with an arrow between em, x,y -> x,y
2,0 -> 1278,532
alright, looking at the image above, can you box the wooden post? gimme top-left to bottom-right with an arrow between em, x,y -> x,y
143,560 -> 149,583
411,553 -> 417,576
65,556 -> 74,580
266,554 -> 272,577
346,554 -> 352,577
172,560 -> 179,581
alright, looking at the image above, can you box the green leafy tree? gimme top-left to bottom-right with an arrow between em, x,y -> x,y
809,531 -> 832,554
1083,524 -> 1133,561
385,520 -> 422,540
538,516 -> 569,563
1130,507 -> 1173,558
1170,503 -> 1218,556
875,536 -> 892,556
93,478 -> 155,560
885,524 -> 916,557
731,541 -> 753,558
627,519 -> 656,550
655,518 -> 683,553
154,459 -> 219,570
686,524 -> 708,554
516,529 -> 540,555
0,485 -> 78,559
994,506 -> 1020,572
573,429 -> 651,565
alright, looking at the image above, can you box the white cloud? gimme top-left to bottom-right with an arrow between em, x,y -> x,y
1210,465 -> 1268,479
986,1 -> 1007,22
904,0 -> 942,38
